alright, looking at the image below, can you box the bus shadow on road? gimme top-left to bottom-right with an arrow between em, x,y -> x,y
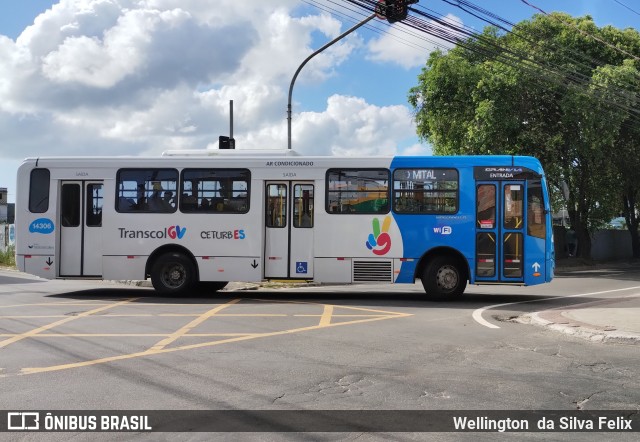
44,287 -> 558,310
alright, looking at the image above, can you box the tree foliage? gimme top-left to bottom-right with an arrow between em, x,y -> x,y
409,13 -> 640,259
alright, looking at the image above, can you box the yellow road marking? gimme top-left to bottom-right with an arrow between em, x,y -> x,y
1,299 -> 412,376
318,305 -> 333,326
0,302 -> 111,309
0,316 -> 68,319
149,299 -> 241,351
158,313 -> 288,317
0,333 -> 262,338
0,298 -> 138,349
21,311 -> 412,375
295,314 -> 390,317
0,313 -> 289,319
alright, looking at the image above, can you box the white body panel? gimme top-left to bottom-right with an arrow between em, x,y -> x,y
12,154 -> 453,286
14,155 -> 401,285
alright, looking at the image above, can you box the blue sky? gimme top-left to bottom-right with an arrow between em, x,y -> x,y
1,0 -> 639,203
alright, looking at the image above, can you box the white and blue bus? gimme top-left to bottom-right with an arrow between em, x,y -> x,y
15,150 -> 554,300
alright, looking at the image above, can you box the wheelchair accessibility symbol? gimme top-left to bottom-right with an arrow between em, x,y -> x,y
296,261 -> 308,274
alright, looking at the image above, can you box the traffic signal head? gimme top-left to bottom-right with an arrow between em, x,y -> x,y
219,136 -> 235,149
377,0 -> 418,24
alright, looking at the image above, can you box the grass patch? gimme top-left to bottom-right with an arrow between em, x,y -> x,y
0,245 -> 16,268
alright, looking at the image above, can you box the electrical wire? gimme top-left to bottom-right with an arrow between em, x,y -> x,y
300,0 -> 640,126
300,0 -> 454,54
612,0 -> 640,18
339,0 -> 640,127
430,0 -> 640,107
520,0 -> 640,62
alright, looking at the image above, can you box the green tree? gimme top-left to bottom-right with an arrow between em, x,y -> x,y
595,60 -> 640,258
409,13 -> 640,259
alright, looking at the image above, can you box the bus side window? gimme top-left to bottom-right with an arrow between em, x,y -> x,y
116,169 -> 177,213
326,169 -> 389,214
181,169 -> 250,214
392,168 -> 458,214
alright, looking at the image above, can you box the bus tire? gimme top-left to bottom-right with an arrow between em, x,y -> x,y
196,281 -> 229,293
421,256 -> 467,301
151,253 -> 195,295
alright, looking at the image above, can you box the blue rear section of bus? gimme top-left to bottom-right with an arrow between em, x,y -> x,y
388,155 -> 553,286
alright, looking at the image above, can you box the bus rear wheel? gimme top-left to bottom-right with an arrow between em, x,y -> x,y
151,253 -> 195,295
421,256 -> 467,301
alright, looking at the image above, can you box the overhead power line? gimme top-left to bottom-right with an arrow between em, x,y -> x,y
300,0 -> 454,55
336,0 -> 640,127
613,0 -> 640,18
520,0 -> 640,62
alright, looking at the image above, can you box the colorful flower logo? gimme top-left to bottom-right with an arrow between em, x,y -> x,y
366,216 -> 392,256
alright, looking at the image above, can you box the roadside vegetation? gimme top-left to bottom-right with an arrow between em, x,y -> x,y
0,246 -> 16,268
409,13 -> 640,259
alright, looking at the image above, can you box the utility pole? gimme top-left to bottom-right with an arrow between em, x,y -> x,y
287,13 -> 376,150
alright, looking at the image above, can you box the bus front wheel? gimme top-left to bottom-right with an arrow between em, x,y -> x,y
151,253 -> 196,295
421,256 -> 467,301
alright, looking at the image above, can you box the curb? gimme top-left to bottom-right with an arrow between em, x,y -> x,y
518,313 -> 640,345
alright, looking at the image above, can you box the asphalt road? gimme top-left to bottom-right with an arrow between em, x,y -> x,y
0,266 -> 639,441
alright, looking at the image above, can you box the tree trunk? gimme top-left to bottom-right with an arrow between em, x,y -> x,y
622,189 -> 640,259
631,229 -> 640,259
568,208 -> 592,260
575,226 -> 591,260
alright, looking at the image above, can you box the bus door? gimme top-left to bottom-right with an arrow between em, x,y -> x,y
264,181 -> 314,279
475,181 -> 525,283
59,181 -> 104,277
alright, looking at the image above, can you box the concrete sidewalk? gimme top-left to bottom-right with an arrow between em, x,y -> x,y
522,293 -> 640,345
520,259 -> 640,345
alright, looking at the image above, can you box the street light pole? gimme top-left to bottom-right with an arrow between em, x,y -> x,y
287,13 -> 376,150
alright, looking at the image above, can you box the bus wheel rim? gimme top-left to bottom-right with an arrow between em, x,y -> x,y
436,265 -> 458,291
162,264 -> 185,288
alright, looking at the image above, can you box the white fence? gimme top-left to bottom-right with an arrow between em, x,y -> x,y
0,224 -> 15,252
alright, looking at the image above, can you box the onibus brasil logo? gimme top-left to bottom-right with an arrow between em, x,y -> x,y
365,216 -> 392,255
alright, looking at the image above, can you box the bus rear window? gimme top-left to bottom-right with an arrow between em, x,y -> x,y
29,168 -> 50,213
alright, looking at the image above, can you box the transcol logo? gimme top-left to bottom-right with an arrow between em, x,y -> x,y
365,216 -> 392,256
118,225 -> 186,240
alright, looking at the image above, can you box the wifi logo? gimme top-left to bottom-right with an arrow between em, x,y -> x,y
365,216 -> 392,256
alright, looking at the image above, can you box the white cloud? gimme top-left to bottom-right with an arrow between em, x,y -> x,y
400,142 -> 433,156
291,95 -> 416,156
367,14 -> 461,68
0,0 -> 424,165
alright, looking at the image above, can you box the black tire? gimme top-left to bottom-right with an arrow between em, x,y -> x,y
421,256 -> 467,301
196,281 -> 229,293
150,253 -> 196,295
